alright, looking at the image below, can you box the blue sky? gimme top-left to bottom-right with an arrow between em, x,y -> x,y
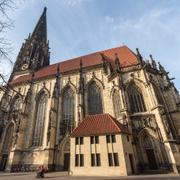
2,0 -> 180,90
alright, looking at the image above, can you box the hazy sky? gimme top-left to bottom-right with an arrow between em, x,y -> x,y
2,0 -> 180,90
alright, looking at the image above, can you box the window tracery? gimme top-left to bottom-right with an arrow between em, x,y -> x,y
112,90 -> 122,118
87,81 -> 103,115
2,123 -> 14,153
11,96 -> 22,112
153,85 -> 164,105
59,87 -> 75,141
143,135 -> 153,149
128,85 -> 146,113
0,95 -> 9,111
32,92 -> 47,146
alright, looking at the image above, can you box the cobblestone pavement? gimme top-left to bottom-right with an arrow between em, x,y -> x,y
0,172 -> 180,180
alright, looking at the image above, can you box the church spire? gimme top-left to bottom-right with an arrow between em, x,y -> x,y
31,7 -> 47,43
11,7 -> 50,77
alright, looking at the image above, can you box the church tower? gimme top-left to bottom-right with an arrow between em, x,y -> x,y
11,7 -> 50,79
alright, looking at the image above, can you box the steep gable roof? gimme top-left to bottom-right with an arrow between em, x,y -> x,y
71,113 -> 130,137
11,45 -> 138,85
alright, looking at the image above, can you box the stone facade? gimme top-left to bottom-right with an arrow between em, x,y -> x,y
70,134 -> 134,176
0,8 -> 180,175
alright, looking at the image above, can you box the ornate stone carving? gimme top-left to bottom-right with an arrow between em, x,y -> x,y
131,115 -> 157,133
11,7 -> 50,75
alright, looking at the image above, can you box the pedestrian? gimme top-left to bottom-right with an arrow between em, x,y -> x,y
36,165 -> 45,178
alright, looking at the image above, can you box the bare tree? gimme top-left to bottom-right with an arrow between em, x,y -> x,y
0,0 -> 20,95
0,0 -> 14,63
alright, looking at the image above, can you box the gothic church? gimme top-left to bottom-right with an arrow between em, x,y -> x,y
0,7 -> 180,175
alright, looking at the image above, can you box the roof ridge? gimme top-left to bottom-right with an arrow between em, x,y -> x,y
86,113 -> 108,117
53,45 -> 127,65
125,46 -> 137,56
70,113 -> 130,137
11,45 -> 138,85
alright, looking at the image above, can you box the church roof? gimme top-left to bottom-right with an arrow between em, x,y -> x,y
70,113 -> 130,137
11,45 -> 138,85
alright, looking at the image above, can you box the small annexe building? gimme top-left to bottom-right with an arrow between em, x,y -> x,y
70,114 -> 135,176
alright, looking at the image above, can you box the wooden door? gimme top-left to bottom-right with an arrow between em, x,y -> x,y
129,154 -> 135,174
0,154 -> 8,171
63,153 -> 70,170
146,149 -> 157,169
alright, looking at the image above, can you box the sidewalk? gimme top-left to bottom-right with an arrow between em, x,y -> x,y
0,171 -> 179,180
0,172 -> 34,177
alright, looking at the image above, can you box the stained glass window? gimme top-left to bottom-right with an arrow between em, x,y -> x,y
88,81 -> 103,115
32,92 -> 47,146
153,85 -> 164,105
128,85 -> 146,113
12,96 -> 22,112
0,94 -> 9,111
59,87 -> 75,141
112,90 -> 122,118
2,123 -> 14,153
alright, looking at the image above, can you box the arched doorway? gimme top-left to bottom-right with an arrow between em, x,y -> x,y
143,135 -> 157,170
63,139 -> 70,170
136,128 -> 170,172
0,123 -> 14,171
55,136 -> 70,171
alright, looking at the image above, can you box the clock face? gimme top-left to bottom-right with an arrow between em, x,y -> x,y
21,63 -> 29,71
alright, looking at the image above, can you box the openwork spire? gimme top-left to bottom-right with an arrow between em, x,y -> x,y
31,7 -> 47,43
11,7 -> 50,77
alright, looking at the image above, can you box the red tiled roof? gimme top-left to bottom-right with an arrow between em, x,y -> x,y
70,113 -> 130,137
11,45 -> 138,85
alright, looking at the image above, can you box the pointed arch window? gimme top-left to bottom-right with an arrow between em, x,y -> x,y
0,94 -> 9,111
87,81 -> 103,115
143,135 -> 153,149
59,87 -> 75,141
153,85 -> 164,105
112,90 -> 122,118
32,92 -> 47,147
11,95 -> 22,112
128,85 -> 146,113
3,123 -> 14,154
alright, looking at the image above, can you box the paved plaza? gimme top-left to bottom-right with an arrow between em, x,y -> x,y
0,172 -> 180,180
